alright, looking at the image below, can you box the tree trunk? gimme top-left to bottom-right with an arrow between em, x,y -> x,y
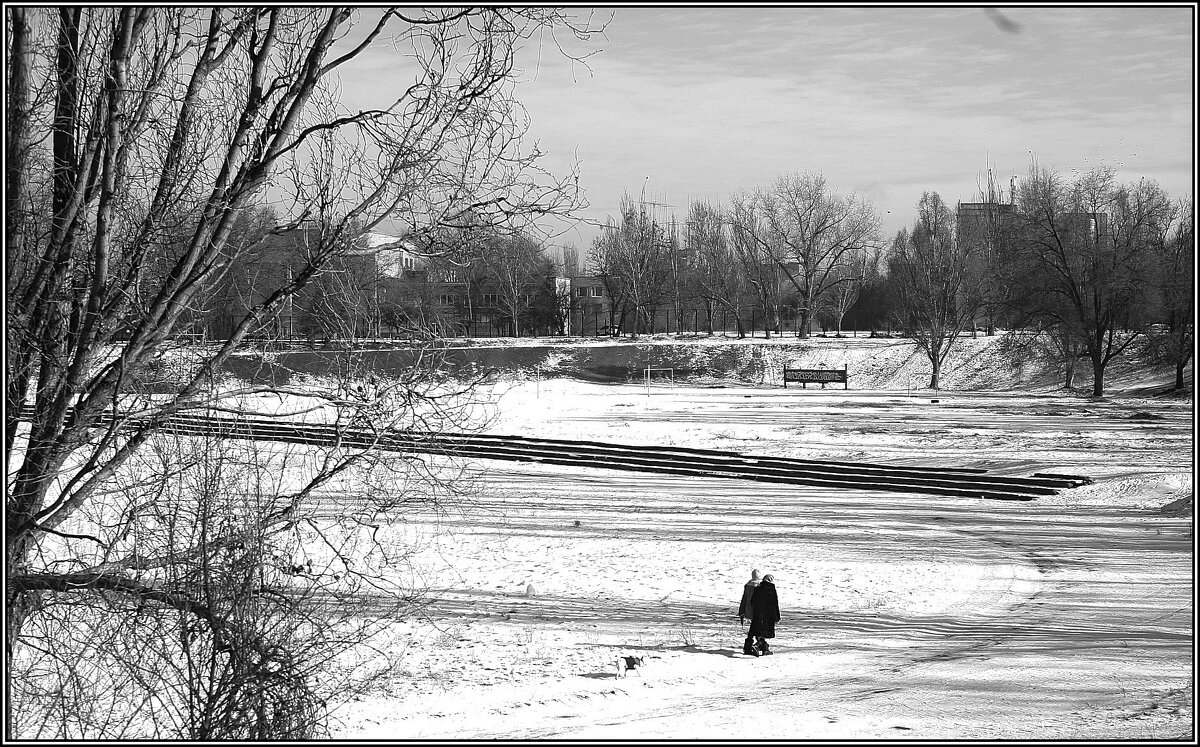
1064,358 -> 1076,389
798,309 -> 811,338
5,7 -> 32,264
1091,354 -> 1105,397
1174,326 -> 1191,390
6,531 -> 37,733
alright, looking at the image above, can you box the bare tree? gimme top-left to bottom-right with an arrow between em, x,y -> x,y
887,192 -> 988,389
728,171 -> 881,338
685,199 -> 750,336
960,167 -> 1022,335
5,7 -> 600,738
1145,197 -> 1194,391
560,242 -> 582,278
8,354 -> 481,738
587,193 -> 677,336
1012,163 -> 1170,396
726,196 -> 792,337
474,232 -> 549,338
587,242 -> 630,334
821,245 -> 875,335
1041,321 -> 1090,389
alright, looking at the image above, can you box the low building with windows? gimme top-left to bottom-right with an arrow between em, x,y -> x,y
566,276 -> 613,335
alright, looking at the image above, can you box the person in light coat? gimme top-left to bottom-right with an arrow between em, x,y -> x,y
738,569 -> 761,655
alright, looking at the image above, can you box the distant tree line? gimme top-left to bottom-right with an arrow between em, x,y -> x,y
588,164 -> 1192,396
589,174 -> 886,339
192,214 -> 571,342
196,162 -> 1191,399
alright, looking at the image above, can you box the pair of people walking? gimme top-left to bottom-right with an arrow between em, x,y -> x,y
737,569 -> 780,657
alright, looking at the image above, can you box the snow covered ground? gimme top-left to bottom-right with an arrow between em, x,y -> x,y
13,335 -> 1190,739
318,348 -> 1193,740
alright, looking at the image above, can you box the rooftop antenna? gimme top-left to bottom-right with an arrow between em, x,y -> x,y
637,176 -> 672,213
984,150 -> 993,202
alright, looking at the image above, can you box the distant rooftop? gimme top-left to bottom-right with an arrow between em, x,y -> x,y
957,202 -> 1016,210
363,232 -> 406,249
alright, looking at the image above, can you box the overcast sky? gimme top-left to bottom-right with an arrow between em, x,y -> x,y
346,6 -> 1193,258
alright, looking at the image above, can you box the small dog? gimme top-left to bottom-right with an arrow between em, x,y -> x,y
616,655 -> 645,678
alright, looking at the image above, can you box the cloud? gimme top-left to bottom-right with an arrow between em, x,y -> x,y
335,7 -> 1194,247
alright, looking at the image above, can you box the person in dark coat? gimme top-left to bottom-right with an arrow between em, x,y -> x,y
737,569 -> 761,655
748,573 -> 780,656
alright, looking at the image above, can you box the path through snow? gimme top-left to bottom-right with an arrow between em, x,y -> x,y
327,381 -> 1192,739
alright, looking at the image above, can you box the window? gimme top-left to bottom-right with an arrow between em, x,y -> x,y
576,287 -> 588,298
482,293 -> 498,306
590,287 -> 603,297
439,294 -> 454,306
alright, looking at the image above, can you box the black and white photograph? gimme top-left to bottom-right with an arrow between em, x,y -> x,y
4,5 -> 1194,740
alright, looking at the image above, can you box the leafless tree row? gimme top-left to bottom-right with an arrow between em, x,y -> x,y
588,162 -> 1191,394
588,173 -> 885,338
1004,163 -> 1192,396
886,162 -> 1191,394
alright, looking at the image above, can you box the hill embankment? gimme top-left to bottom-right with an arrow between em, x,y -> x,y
222,333 -> 1190,395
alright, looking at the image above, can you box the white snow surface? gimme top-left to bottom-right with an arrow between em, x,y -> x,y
304,338 -> 1195,741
